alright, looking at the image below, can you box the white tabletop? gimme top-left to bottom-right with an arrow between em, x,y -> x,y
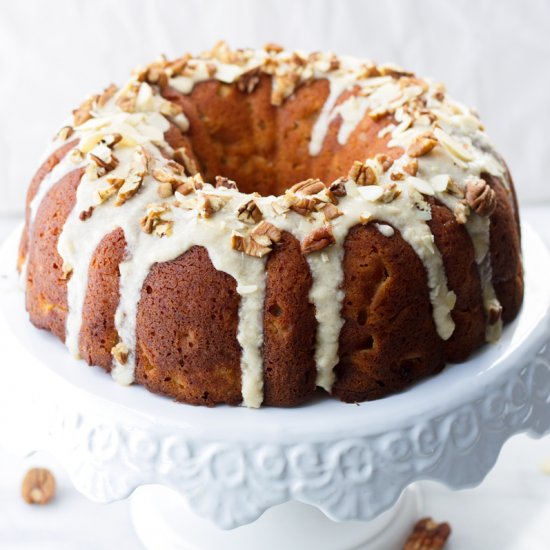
1,206 -> 550,550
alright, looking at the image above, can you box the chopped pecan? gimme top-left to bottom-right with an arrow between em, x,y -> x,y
231,232 -> 271,258
160,100 -> 183,117
375,154 -> 394,172
173,147 -> 199,175
488,303 -> 503,325
301,226 -> 335,255
116,171 -> 143,206
465,177 -> 496,217
157,182 -> 173,198
115,149 -> 148,206
271,72 -> 300,106
175,181 -> 195,196
73,97 -> 94,126
381,182 -> 401,203
57,126 -> 74,141
116,82 -> 139,113
390,171 -> 406,181
197,193 -> 229,218
96,83 -> 118,107
329,177 -> 348,197
264,42 -> 284,53
166,54 -> 191,77
153,166 -> 184,185
89,152 -> 119,174
407,132 -> 438,158
237,67 -> 261,93
322,203 -> 343,221
111,342 -> 129,364
237,199 -> 263,224
453,202 -> 469,225
215,175 -> 238,190
403,518 -> 451,550
403,158 -> 419,176
290,196 -> 318,216
102,133 -> 123,148
140,204 -> 173,236
79,206 -> 95,221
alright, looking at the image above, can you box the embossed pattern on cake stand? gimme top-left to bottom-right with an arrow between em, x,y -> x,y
1,225 -> 549,550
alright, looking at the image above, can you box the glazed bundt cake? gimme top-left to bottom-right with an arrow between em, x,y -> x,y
18,42 -> 523,407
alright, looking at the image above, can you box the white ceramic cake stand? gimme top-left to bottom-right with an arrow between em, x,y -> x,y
1,225 -> 550,550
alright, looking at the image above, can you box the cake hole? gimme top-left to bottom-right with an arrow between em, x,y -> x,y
357,309 -> 367,325
399,356 -> 423,379
268,303 -> 283,317
166,79 -> 355,196
359,335 -> 374,350
145,285 -> 153,294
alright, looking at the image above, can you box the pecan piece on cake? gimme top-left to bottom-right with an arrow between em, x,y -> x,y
465,177 -> 496,217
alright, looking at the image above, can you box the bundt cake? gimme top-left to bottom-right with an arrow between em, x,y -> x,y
18,42 -> 523,407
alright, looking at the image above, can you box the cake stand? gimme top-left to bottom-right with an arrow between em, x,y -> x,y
1,225 -> 550,550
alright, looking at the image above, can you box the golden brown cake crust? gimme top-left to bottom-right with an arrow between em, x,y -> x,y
25,168 -> 84,341
134,245 -> 243,406
427,199 -> 486,362
18,140 -> 78,271
484,174 -> 523,323
262,231 -> 317,406
333,223 -> 445,402
79,228 -> 127,371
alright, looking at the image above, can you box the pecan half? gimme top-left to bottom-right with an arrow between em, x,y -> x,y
22,468 -> 56,505
290,178 -> 326,195
348,161 -> 376,186
403,518 -> 451,550
252,220 -> 281,243
301,226 -> 335,254
465,177 -> 496,217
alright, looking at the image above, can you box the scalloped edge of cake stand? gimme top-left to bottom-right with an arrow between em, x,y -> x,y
1,224 -> 550,540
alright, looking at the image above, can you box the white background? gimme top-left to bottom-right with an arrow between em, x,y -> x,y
1,1 -> 550,548
0,0 -> 549,216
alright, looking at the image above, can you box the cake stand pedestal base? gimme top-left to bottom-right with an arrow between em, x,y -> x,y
131,484 -> 422,550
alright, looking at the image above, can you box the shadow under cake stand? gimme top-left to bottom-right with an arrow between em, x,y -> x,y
1,225 -> 550,550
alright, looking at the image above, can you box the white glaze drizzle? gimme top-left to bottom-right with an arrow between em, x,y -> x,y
23,44 -> 511,407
